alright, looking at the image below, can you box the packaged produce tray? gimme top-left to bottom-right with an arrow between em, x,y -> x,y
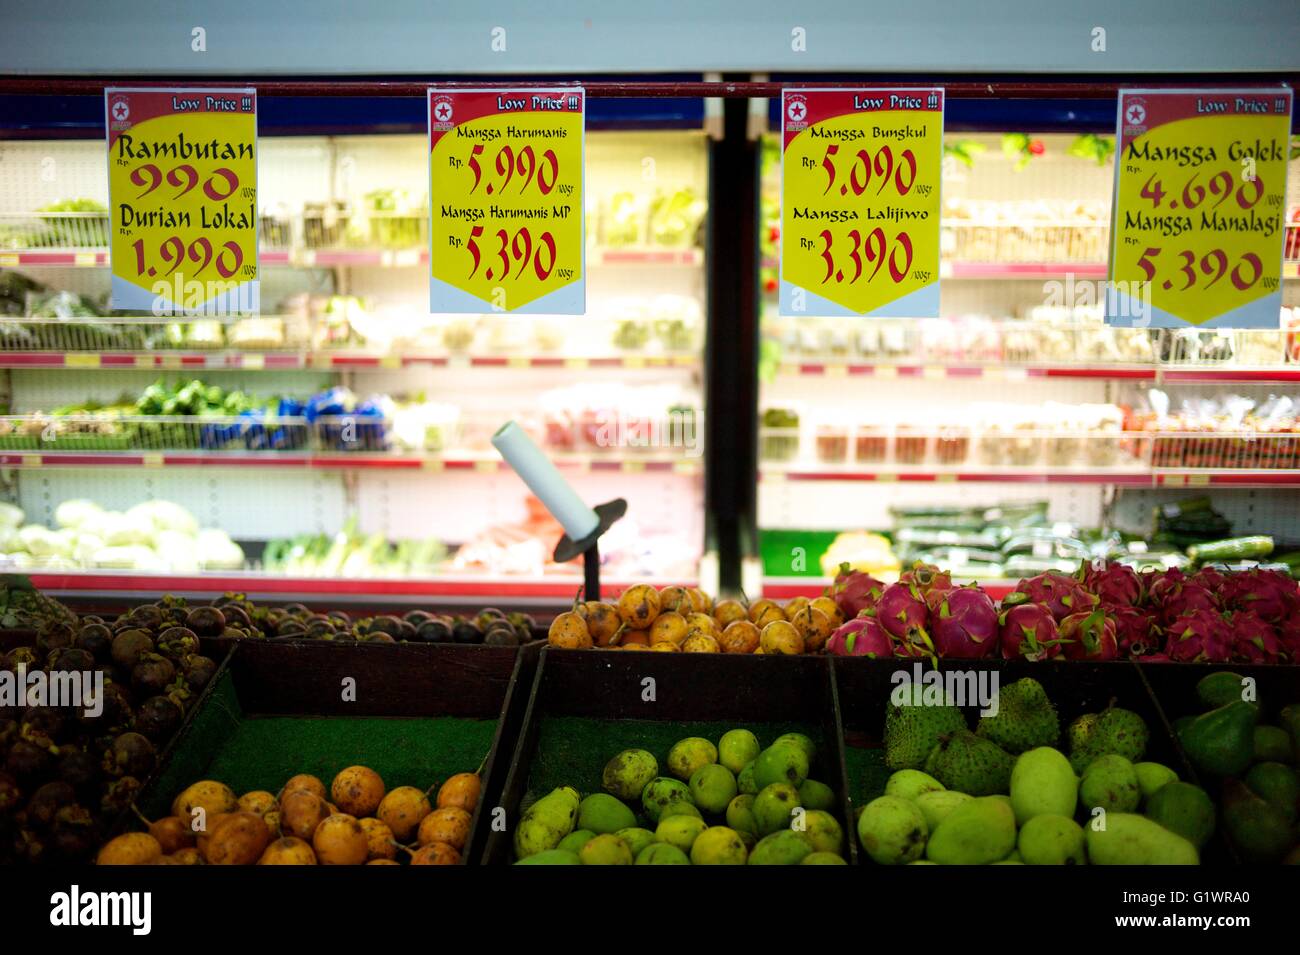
123,639 -> 539,864
484,647 -> 856,865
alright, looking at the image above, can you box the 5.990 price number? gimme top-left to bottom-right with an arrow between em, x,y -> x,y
809,227 -> 915,285
467,144 -> 562,197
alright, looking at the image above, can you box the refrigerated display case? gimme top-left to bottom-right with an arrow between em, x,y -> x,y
0,107 -> 711,607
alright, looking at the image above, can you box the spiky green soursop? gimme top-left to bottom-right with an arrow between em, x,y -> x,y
1067,706 -> 1148,774
976,677 -> 1059,754
924,730 -> 1014,796
884,684 -> 967,771
0,575 -> 79,643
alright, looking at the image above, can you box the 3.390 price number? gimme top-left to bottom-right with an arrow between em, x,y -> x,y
130,235 -> 248,279
811,227 -> 914,285
1135,246 -> 1267,292
466,225 -> 558,281
1139,169 -> 1265,212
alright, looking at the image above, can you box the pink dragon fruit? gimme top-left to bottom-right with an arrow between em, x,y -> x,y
1158,583 -> 1220,626
1228,611 -> 1283,664
828,563 -> 884,620
1083,562 -> 1144,608
1003,571 -> 1097,622
1059,608 -> 1119,661
1163,609 -> 1233,663
1140,653 -> 1173,663
930,586 -> 999,659
1145,567 -> 1189,611
997,603 -> 1062,661
1111,606 -> 1160,657
1224,568 -> 1299,624
825,615 -> 894,658
897,561 -> 953,598
1191,565 -> 1230,595
871,582 -> 929,642
1277,617 -> 1300,664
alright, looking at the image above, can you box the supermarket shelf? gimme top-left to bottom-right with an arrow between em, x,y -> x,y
760,465 -> 1300,488
27,570 -> 699,609
0,351 -> 700,371
0,450 -> 704,473
775,362 -> 1300,384
941,261 -> 1109,279
1,246 -> 703,270
762,576 -> 1017,601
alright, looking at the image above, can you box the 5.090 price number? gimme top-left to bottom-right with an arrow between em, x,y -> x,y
1135,246 -> 1267,292
817,143 -> 920,198
810,227 -> 915,285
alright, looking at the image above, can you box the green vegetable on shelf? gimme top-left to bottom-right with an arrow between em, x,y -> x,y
1186,536 -> 1275,564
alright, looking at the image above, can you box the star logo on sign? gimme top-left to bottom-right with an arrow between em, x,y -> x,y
434,102 -> 453,122
1125,102 -> 1146,126
111,100 -> 130,122
787,100 -> 806,122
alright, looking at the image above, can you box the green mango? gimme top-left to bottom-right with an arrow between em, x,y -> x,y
1278,704 -> 1300,762
1178,701 -> 1258,777
655,814 -> 708,854
1079,755 -> 1141,814
884,769 -> 945,801
615,827 -> 656,858
914,790 -> 973,831
579,833 -> 633,865
635,843 -> 690,865
602,749 -> 659,800
737,761 -> 758,795
752,742 -> 810,790
1222,778 -> 1293,863
660,801 -> 703,821
1144,781 -> 1215,849
689,825 -> 749,864
798,809 -> 844,855
801,851 -> 847,864
1085,813 -> 1198,864
749,829 -> 814,865
1017,814 -> 1086,865
667,737 -> 718,781
514,848 -> 581,865
772,732 -> 817,762
641,777 -> 694,824
717,729 -> 761,774
1010,747 -> 1078,825
1195,671 -> 1250,710
689,763 -> 738,814
1254,726 -> 1294,765
725,794 -> 759,837
1134,762 -> 1179,800
556,829 -> 597,853
798,778 -> 837,812
752,783 -> 802,835
857,795 -> 928,865
513,786 -> 580,859
925,796 -> 1017,865
578,793 -> 637,834
1244,762 -> 1299,825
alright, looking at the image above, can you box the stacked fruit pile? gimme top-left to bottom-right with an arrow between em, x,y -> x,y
859,678 -> 1207,865
0,583 -> 219,863
515,731 -> 847,864
824,562 -> 1300,664
96,764 -> 482,865
546,584 -> 845,653
1171,672 -> 1300,864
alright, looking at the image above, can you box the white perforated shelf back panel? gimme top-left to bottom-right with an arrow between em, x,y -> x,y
1110,487 -> 1300,546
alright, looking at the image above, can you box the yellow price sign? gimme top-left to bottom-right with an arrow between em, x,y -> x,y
1108,89 -> 1292,328
780,88 -> 944,317
428,88 -> 585,313
105,88 -> 258,315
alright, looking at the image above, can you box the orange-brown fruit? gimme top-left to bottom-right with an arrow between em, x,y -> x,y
649,612 -> 689,646
146,815 -> 195,854
279,789 -> 330,841
748,599 -> 784,629
331,766 -> 386,818
157,847 -> 202,865
681,632 -> 721,653
417,807 -> 472,850
810,596 -> 845,628
783,596 -> 811,621
657,586 -> 694,615
376,785 -> 431,842
367,859 -> 401,865
548,611 -> 593,649
687,588 -> 713,613
97,832 -> 162,866
617,628 -> 650,648
713,599 -> 748,628
410,842 -> 460,865
578,601 -> 621,646
203,812 -> 272,865
195,813 -> 229,856
437,773 -> 482,813
791,606 -> 834,653
617,585 -> 661,628
312,814 -> 369,865
171,780 -> 239,830
650,641 -> 680,652
281,774 -> 326,801
258,836 -> 317,865
263,810 -> 281,835
238,790 -> 277,817
719,620 -> 761,654
358,817 -> 398,861
760,619 -> 805,655
684,612 -> 719,638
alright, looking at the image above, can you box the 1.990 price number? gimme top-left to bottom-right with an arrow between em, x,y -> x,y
130,235 -> 248,279
809,227 -> 915,285
1136,246 -> 1269,292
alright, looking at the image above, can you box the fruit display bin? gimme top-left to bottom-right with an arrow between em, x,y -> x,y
1136,662 -> 1300,865
484,647 -> 856,864
121,639 -> 539,864
830,658 -> 1240,863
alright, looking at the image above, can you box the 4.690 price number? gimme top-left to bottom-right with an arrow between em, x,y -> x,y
811,227 -> 914,285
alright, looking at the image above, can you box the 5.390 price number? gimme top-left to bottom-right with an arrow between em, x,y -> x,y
1135,246 -> 1267,292
811,227 -> 915,285
466,225 -> 558,281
